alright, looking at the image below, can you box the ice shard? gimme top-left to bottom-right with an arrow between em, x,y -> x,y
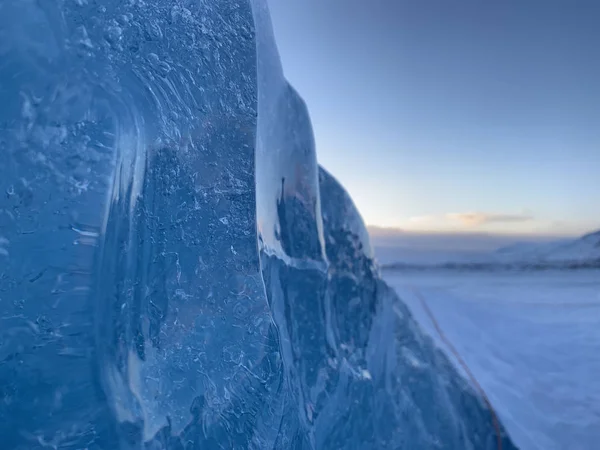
0,0 -> 518,448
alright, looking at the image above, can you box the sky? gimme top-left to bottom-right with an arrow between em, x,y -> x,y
266,0 -> 600,239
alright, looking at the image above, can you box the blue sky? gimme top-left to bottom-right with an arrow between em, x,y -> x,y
267,0 -> 600,237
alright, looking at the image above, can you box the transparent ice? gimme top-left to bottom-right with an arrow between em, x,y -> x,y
0,0 -> 518,448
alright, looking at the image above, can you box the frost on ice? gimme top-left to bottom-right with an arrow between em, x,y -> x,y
0,0 -> 518,449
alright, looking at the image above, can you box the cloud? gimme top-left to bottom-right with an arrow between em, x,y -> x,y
366,225 -> 405,237
367,212 -> 537,236
446,212 -> 534,227
408,215 -> 438,224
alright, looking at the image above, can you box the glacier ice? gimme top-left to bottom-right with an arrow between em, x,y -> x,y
0,0 -> 519,449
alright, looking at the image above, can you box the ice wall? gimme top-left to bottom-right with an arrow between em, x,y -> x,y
0,0 -> 518,448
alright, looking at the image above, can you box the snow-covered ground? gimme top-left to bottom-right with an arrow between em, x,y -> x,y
385,269 -> 600,450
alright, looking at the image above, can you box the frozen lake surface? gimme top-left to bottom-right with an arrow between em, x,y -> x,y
385,269 -> 600,450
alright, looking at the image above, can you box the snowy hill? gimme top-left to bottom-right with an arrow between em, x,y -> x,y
494,230 -> 600,264
379,230 -> 600,271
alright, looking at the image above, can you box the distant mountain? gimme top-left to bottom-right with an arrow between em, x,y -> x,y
378,230 -> 600,271
494,230 -> 600,264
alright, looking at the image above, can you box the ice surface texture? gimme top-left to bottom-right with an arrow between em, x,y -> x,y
0,0 -> 518,449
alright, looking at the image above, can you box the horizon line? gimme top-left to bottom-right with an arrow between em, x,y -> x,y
365,225 -> 595,239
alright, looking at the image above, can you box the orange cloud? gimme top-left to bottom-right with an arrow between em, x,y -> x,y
446,212 -> 534,227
